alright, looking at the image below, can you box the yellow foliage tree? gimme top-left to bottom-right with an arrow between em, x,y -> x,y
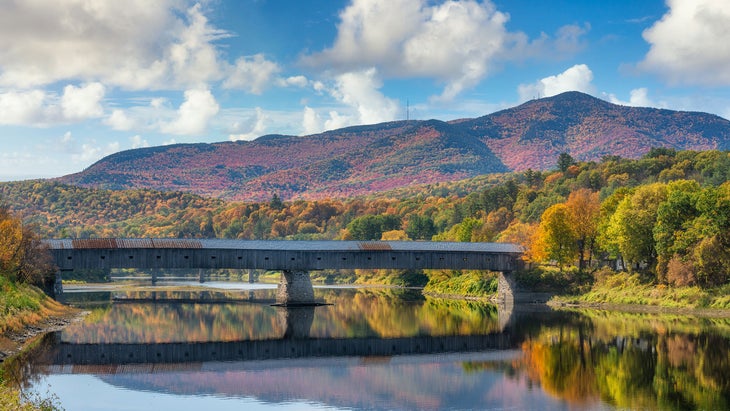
535,203 -> 577,271
565,189 -> 601,271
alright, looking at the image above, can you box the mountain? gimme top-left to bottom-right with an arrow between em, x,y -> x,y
59,120 -> 508,201
57,91 -> 730,201
460,91 -> 730,170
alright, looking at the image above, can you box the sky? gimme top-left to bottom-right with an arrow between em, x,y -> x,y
1,0 -> 730,181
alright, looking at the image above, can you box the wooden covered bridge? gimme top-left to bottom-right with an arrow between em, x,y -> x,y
44,239 -> 523,305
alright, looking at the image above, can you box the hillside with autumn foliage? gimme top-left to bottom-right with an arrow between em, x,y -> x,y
4,148 -> 730,296
56,91 -> 730,201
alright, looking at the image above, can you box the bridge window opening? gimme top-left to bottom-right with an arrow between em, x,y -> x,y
184,255 -> 189,259
317,257 -> 321,261
211,256 -> 216,260
128,256 -> 134,260
100,256 -> 105,260
156,256 -> 161,259
342,257 -> 347,261
439,257 -> 445,261
367,257 -> 371,261
67,256 -> 72,260
391,257 -> 396,261
237,256 -> 242,260
291,257 -> 295,261
265,257 -> 269,261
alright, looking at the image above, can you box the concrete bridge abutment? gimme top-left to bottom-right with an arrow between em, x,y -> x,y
276,270 -> 316,306
497,271 -> 554,305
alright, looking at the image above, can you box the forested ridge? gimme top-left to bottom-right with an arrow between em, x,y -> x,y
2,148 -> 729,289
55,92 -> 730,202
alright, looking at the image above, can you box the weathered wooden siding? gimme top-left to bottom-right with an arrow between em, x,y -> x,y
48,247 -> 519,271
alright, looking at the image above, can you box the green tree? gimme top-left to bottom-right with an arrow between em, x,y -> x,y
653,180 -> 701,281
557,152 -> 577,172
347,215 -> 401,240
606,183 -> 668,274
269,193 -> 284,210
405,214 -> 436,240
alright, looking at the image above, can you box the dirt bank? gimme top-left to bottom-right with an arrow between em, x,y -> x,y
0,308 -> 86,363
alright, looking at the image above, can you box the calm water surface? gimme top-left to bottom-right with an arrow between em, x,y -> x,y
11,281 -> 730,410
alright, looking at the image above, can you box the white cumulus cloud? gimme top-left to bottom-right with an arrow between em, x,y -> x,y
302,106 -> 323,135
330,68 -> 400,126
0,1 -> 228,90
299,69 -> 400,133
223,54 -> 281,94
606,88 -> 656,107
229,107 -> 268,141
105,109 -> 136,131
0,89 -> 48,125
130,135 -> 149,149
305,0 -> 510,101
61,83 -> 105,120
161,88 -> 220,135
517,64 -> 595,101
639,0 -> 730,85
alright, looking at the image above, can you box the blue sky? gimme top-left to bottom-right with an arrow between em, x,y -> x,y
1,0 -> 729,180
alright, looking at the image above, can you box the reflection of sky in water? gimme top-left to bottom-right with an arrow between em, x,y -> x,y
31,285 -> 730,410
37,375 -> 332,411
34,352 -> 612,411
172,281 -> 277,290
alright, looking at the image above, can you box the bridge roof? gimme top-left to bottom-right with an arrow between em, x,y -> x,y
43,238 -> 522,253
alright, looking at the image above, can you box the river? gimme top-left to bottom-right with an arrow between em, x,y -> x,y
9,281 -> 730,410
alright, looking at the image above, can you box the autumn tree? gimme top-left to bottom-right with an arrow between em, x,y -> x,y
535,203 -> 577,271
0,205 -> 54,286
565,189 -> 600,271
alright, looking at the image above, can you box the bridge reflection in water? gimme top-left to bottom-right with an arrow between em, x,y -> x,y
39,303 -> 517,367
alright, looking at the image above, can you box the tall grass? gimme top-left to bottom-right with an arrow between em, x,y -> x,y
558,269 -> 730,309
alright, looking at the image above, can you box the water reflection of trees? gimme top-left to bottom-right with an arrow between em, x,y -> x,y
500,312 -> 730,410
60,288 -> 501,344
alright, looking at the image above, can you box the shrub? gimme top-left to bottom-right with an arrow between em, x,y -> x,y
666,255 -> 696,287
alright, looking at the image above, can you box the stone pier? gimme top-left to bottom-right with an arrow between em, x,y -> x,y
497,271 -> 554,304
276,270 -> 316,306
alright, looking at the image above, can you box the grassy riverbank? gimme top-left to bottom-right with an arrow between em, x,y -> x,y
553,270 -> 730,309
421,267 -> 730,310
0,277 -> 71,336
0,276 -> 75,411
